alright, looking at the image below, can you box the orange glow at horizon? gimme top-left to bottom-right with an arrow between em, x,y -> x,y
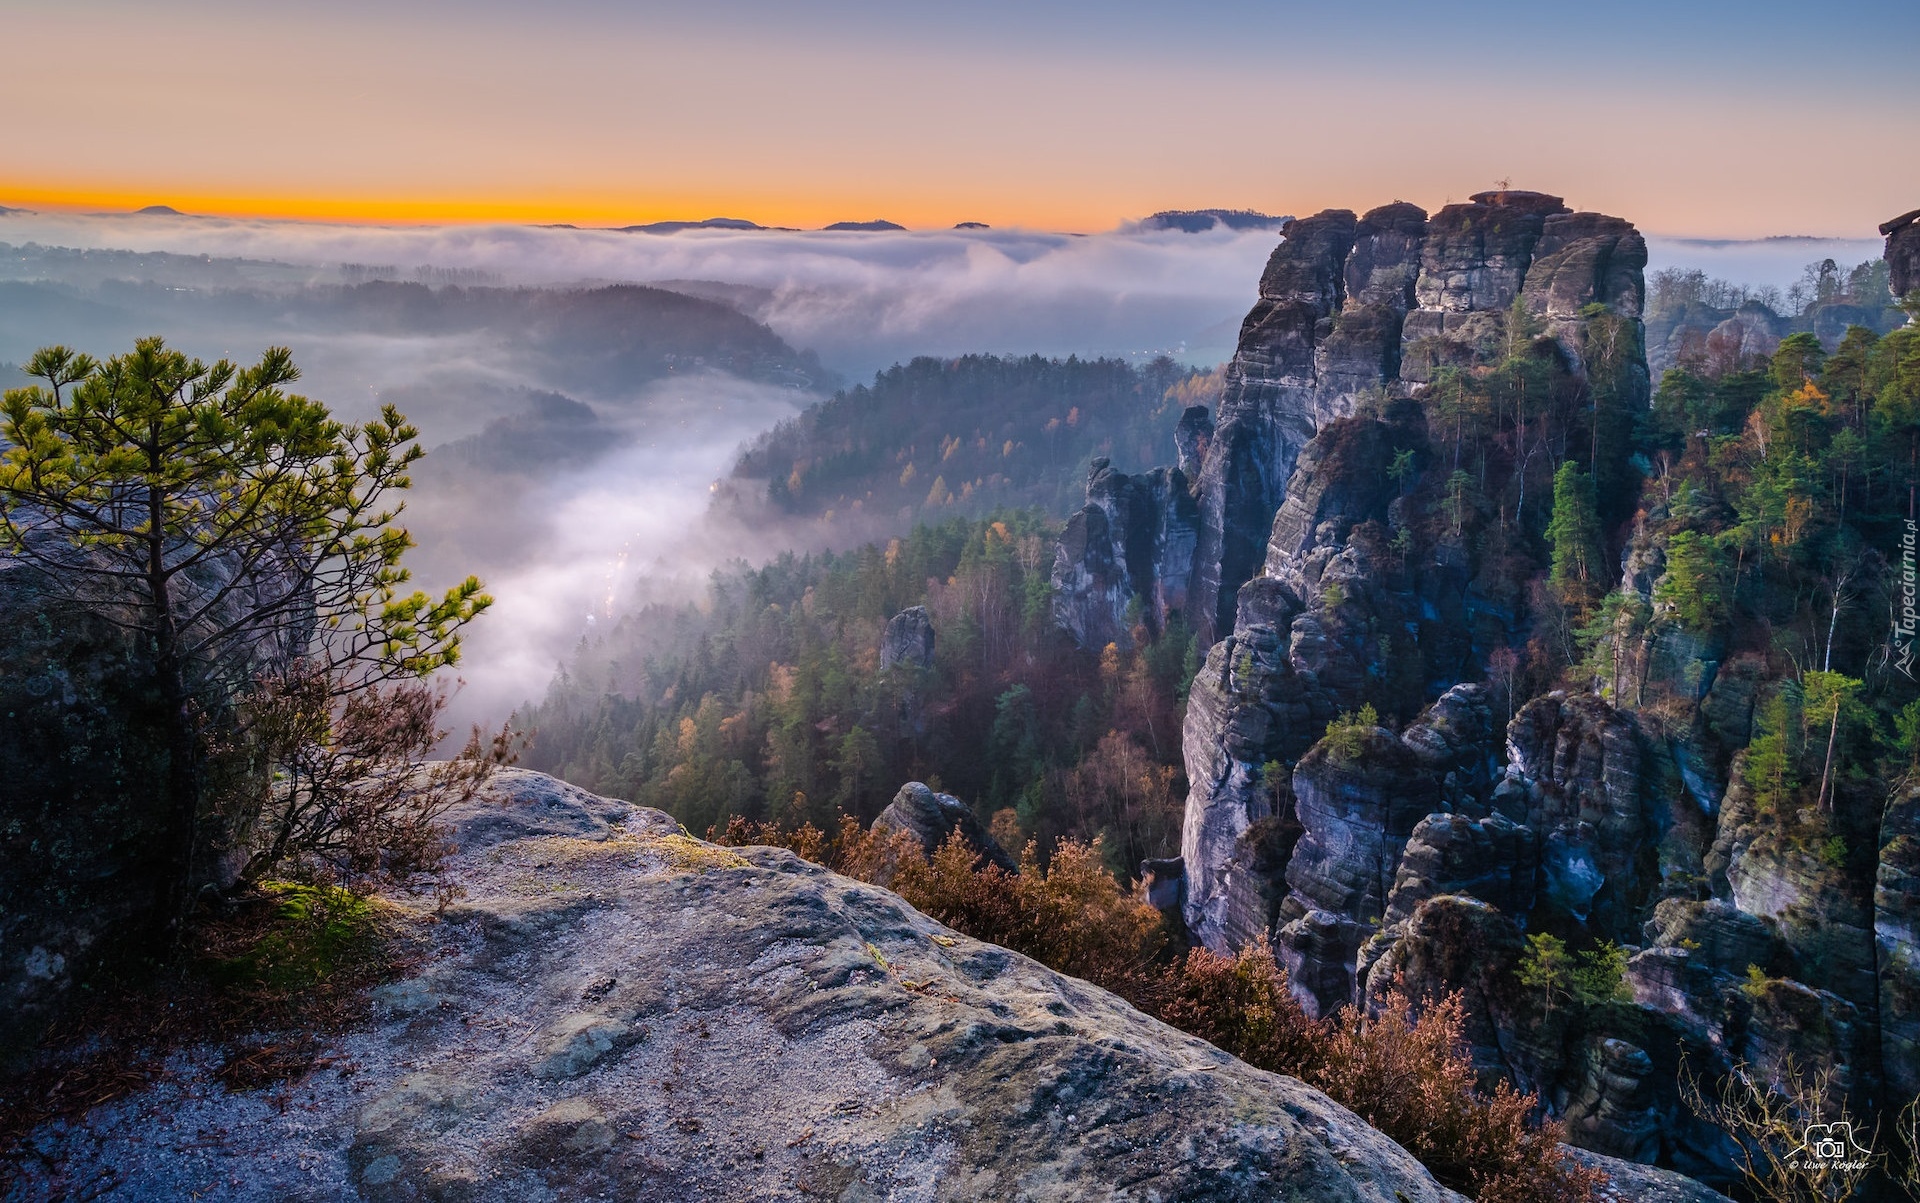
0,181 -> 1128,233
3,6 -> 1916,242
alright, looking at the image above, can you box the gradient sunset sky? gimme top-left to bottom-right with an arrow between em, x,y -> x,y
5,0 -> 1916,237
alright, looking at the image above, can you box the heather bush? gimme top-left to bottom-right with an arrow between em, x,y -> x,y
1153,938 -> 1322,1071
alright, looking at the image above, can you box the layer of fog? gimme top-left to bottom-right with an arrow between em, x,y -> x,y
401,372 -> 811,733
0,208 -> 1897,734
1643,235 -> 1887,299
0,210 -> 1283,375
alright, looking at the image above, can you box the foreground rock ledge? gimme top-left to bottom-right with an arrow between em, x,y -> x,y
16,769 -> 1465,1202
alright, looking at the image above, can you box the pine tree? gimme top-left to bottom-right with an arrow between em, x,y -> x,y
1546,461 -> 1605,599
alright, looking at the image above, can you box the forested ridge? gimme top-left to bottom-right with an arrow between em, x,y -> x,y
517,510 -> 1196,876
732,352 -> 1217,526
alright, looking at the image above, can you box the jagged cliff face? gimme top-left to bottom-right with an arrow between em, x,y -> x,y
1884,207 -> 1920,307
1190,191 -> 1647,645
1049,458 -> 1200,650
1136,193 -> 1920,1187
1052,190 -> 1648,652
1166,189 -> 1655,973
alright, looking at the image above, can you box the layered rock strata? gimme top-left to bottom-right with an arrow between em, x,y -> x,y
1054,190 -> 1648,653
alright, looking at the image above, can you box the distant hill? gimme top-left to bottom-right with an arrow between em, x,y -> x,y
0,270 -> 824,399
1135,209 -> 1288,233
732,353 -> 1218,525
617,217 -> 767,234
953,221 -> 991,230
822,220 -> 906,232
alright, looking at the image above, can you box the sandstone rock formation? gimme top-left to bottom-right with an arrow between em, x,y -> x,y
1182,681 -> 1497,1012
871,780 -> 1017,873
1885,206 -> 1920,307
1055,190 -> 1648,653
1121,192 -> 1920,1196
1050,458 -> 1199,650
1496,693 -> 1652,937
11,770 -> 1470,1203
1878,784 -> 1920,1100
878,605 -> 936,671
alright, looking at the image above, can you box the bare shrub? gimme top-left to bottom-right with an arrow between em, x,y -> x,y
1680,1057 -> 1876,1203
230,660 -> 513,892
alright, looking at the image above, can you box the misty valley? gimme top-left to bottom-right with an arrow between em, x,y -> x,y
4,194 -> 1920,1203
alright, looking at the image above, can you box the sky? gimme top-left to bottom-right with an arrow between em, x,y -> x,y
4,0 -> 1917,238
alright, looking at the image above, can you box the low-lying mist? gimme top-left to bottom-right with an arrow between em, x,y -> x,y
403,371 -> 813,735
0,207 -> 1892,736
0,210 -> 1280,374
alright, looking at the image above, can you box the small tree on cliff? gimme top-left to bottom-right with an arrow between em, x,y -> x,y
0,338 -> 490,931
1546,461 -> 1605,605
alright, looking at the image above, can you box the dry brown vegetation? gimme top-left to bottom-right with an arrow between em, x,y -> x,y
714,817 -> 1607,1203
0,882 -> 429,1174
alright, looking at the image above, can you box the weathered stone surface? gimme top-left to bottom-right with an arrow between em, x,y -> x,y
1642,898 -> 1779,978
1174,403 -> 1213,479
1189,209 -> 1364,643
1559,1037 -> 1661,1164
1084,190 -> 1647,656
1383,812 -> 1536,928
878,604 -> 936,671
1261,417 -> 1403,604
1705,304 -> 1782,363
1276,907 -> 1375,1018
1358,894 -> 1525,1065
871,780 -> 1017,873
1287,731 -> 1439,926
1566,1148 -> 1735,1203
13,773 -> 1468,1203
1707,768 -> 1879,1013
1414,193 -> 1564,315
1051,458 -> 1200,650
1884,206 -> 1920,305
1497,692 -> 1651,937
1179,624 -> 1331,951
1343,202 -> 1429,311
1878,784 -> 1920,1099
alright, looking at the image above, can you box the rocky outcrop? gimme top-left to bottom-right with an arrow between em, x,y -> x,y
1174,403 -> 1214,478
1182,683 -> 1496,1013
1878,785 -> 1920,1100
1069,190 -> 1648,651
1885,207 -> 1920,306
1189,208 -> 1364,644
1051,458 -> 1200,649
11,771 -> 1468,1203
878,605 -> 935,671
1383,812 -> 1537,928
1179,623 -> 1330,950
871,780 -> 1016,872
1496,693 -> 1652,938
